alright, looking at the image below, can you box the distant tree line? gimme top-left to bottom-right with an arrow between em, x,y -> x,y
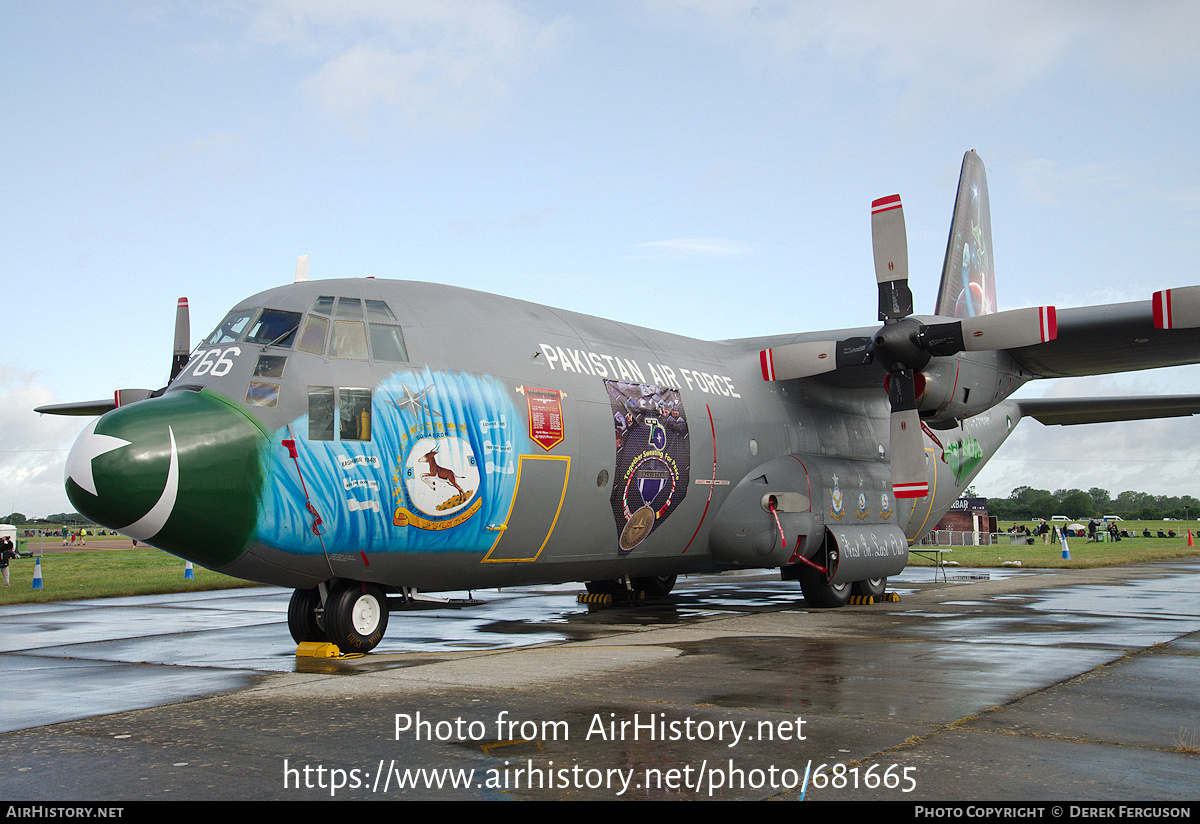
985,487 -> 1200,522
1,512 -> 97,526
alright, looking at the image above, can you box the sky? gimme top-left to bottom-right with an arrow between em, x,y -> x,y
3,1 -> 1200,518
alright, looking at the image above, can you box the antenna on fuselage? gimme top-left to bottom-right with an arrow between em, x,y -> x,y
295,254 -> 309,283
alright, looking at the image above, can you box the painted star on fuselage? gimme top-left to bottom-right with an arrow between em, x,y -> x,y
65,418 -> 130,496
390,384 -> 442,419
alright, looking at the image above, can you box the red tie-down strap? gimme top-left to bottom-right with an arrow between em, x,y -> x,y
282,439 -> 325,536
768,496 -> 828,574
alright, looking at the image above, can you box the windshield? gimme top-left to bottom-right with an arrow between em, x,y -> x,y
245,309 -> 302,348
203,309 -> 256,345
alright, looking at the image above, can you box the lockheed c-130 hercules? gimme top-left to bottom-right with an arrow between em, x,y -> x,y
38,152 -> 1200,653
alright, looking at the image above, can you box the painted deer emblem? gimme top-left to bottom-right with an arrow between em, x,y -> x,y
419,447 -> 466,498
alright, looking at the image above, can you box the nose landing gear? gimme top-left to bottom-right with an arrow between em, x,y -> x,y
287,580 -> 389,653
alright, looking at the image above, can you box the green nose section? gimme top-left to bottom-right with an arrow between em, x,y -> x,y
66,390 -> 268,569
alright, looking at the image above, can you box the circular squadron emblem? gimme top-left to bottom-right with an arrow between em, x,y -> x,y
397,436 -> 481,529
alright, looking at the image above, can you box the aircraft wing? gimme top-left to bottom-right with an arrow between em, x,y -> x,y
1016,395 -> 1200,426
1008,300 -> 1200,378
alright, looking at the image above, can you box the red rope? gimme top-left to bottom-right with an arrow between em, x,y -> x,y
768,497 -> 827,574
282,439 -> 325,536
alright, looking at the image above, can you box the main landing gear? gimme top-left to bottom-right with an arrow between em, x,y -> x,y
795,570 -> 889,607
287,580 -> 389,653
584,573 -> 678,599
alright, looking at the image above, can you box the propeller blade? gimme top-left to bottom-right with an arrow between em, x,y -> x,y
920,306 -> 1057,356
34,399 -> 117,417
760,337 -> 873,381
170,297 -> 190,382
1153,286 -> 1200,329
35,387 -> 155,417
116,388 -> 155,407
872,195 -> 912,320
39,298 -> 192,418
887,368 -> 928,499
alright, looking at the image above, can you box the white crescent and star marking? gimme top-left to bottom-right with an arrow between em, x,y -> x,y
122,426 -> 180,541
65,419 -> 130,496
65,421 -> 180,541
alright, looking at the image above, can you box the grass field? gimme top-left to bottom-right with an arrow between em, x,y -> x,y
1,537 -> 260,605
3,523 -> 1198,605
911,519 -> 1200,569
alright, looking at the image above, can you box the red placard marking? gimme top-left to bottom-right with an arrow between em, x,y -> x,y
525,387 -> 565,451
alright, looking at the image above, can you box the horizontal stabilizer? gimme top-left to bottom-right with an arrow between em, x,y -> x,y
1017,395 -> 1200,426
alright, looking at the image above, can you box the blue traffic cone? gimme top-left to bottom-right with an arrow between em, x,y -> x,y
1059,530 -> 1070,560
184,561 -> 194,580
31,557 -> 43,589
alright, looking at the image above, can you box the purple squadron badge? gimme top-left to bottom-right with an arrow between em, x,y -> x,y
606,381 -> 690,554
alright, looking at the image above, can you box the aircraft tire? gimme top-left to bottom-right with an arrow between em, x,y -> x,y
633,574 -> 677,597
585,579 -> 624,597
851,577 -> 887,598
797,566 -> 851,608
287,587 -> 326,644
325,581 -> 389,653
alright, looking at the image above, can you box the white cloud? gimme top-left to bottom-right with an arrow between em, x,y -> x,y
0,369 -> 89,518
244,0 -> 572,137
641,1 -> 1200,109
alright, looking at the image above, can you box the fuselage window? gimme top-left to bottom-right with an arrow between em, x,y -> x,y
297,315 -> 329,355
245,309 -> 302,348
308,387 -> 336,441
331,320 -> 368,359
254,355 -> 287,378
339,388 -> 372,441
313,295 -> 335,315
246,382 -> 280,408
204,309 -> 256,345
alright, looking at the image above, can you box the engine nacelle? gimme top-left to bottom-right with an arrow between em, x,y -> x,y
708,453 -> 908,583
917,352 -> 1026,428
709,455 -> 821,568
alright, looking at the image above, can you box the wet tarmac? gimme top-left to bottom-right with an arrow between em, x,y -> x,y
1,559 -> 1198,801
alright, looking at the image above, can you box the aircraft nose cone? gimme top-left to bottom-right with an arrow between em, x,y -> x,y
66,390 -> 268,569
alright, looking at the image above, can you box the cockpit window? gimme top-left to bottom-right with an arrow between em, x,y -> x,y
331,320 -> 368,358
365,300 -> 396,322
297,315 -> 328,355
336,297 -> 363,318
204,309 -> 256,345
245,309 -> 302,348
300,295 -> 408,362
369,324 -> 408,361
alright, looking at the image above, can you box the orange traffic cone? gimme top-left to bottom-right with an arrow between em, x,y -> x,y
1188,530 -> 1194,547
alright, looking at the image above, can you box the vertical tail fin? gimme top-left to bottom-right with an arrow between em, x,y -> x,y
935,151 -> 997,318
